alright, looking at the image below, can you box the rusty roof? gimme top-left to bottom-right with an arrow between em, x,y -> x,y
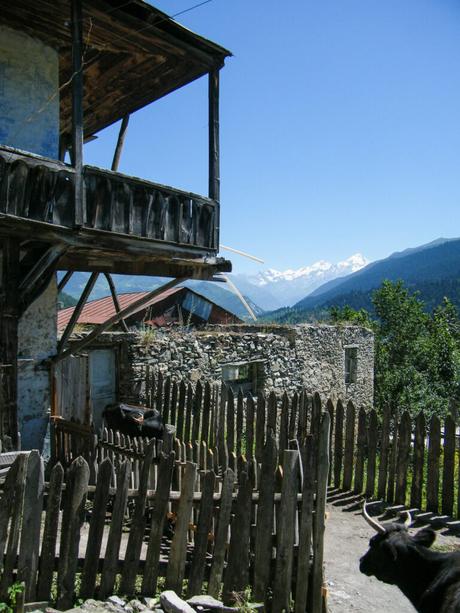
57,287 -> 184,331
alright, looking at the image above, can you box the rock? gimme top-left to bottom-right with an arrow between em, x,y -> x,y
186,594 -> 236,611
141,597 -> 159,609
160,591 -> 195,613
107,597 -> 126,608
128,600 -> 148,612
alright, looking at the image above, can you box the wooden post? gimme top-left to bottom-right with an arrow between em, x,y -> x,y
111,115 -> 130,172
0,239 -> 20,448
71,0 -> 85,227
208,69 -> 220,248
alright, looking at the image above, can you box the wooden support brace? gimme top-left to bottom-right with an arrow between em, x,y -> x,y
104,273 -> 129,333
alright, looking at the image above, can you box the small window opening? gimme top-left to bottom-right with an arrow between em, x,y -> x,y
221,360 -> 264,395
344,347 -> 358,384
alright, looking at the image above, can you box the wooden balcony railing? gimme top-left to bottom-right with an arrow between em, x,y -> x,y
0,146 -> 218,253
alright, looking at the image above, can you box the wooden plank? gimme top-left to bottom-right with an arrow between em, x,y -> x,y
56,457 -> 90,610
236,390 -> 244,458
297,391 -> 308,444
163,375 -> 172,425
365,409 -> 378,499
17,451 -> 44,601
120,440 -> 156,595
266,391 -> 277,436
201,381 -> 212,447
253,430 -> 277,602
342,401 -> 355,491
377,405 -> 391,500
386,414 -> 398,505
80,458 -> 113,598
99,460 -> 131,599
272,450 -> 299,613
310,392 -> 322,439
166,462 -> 198,593
208,468 -> 235,597
111,115 -> 130,172
142,451 -> 175,595
184,383 -> 193,444
0,456 -> 21,570
326,398 -> 334,486
295,436 -> 315,613
192,380 -> 202,444
246,394 -> 255,459
187,470 -> 216,597
426,415 -> 441,513
226,387 -> 235,456
310,412 -> 330,613
217,384 -> 227,470
333,399 -> 344,489
354,408 -> 367,494
176,380 -> 186,442
410,412 -> 426,509
71,0 -> 84,227
278,392 -> 289,462
57,272 -> 99,354
156,371 -> 164,414
395,411 -> 411,505
169,380 -> 178,430
442,415 -> 456,516
255,393 -> 266,463
208,69 -> 220,203
222,471 -> 252,606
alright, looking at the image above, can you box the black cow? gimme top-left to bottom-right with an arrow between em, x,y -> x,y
103,403 -> 164,439
360,504 -> 460,613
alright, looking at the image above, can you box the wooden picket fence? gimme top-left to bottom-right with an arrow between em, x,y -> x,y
1,408 -> 331,612
326,400 -> 460,518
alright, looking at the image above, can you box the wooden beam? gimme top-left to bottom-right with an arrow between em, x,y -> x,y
19,245 -> 67,313
111,115 -> 130,172
71,0 -> 84,227
53,277 -> 186,363
57,272 -> 99,356
57,271 -> 74,292
104,273 -> 129,333
208,69 -> 220,249
0,239 -> 20,448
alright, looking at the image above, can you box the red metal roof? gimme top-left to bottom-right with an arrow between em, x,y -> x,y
57,287 -> 184,332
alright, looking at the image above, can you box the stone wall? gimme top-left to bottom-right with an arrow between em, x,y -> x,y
18,276 -> 57,451
0,26 -> 59,158
118,323 -> 374,409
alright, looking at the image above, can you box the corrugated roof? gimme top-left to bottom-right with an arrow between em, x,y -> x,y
57,287 -> 184,332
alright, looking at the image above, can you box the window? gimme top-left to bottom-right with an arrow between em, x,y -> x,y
344,347 -> 358,384
221,360 -> 265,395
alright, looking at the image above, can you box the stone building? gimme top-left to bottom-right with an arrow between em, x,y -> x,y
84,322 -> 374,412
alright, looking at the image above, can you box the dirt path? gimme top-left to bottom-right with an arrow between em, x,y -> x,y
324,501 -> 460,613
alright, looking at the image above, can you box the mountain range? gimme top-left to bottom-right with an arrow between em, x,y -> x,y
265,237 -> 460,323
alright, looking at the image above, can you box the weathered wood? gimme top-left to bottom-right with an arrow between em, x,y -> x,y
295,436 -> 315,613
386,416 -> 398,505
191,380 -> 202,444
442,415 -> 456,516
166,462 -> 198,593
176,380 -> 186,442
255,393 -> 266,463
58,272 -> 99,354
333,399 -> 344,489
426,415 -> 441,513
354,408 -> 367,494
37,462 -> 64,600
99,460 -> 131,599
278,392 -> 289,462
57,457 -> 90,610
217,384 -> 227,470
378,405 -> 391,500
156,371 -> 164,415
297,391 -> 308,444
169,379 -> 178,430
120,440 -> 156,594
236,390 -> 244,457
184,383 -> 193,444
311,412 -> 330,613
0,453 -> 27,593
163,375 -> 172,426
209,68 -> 220,248
395,411 -> 411,506
17,451 -> 44,601
208,468 -> 235,597
342,401 -> 355,491
201,381 -> 211,446
71,0 -> 84,227
410,412 -> 426,509
246,394 -> 255,459
111,115 -> 130,172
310,392 -> 322,439
142,451 -> 176,595
272,450 -> 299,613
80,458 -> 113,598
223,471 -> 252,605
253,430 -> 277,601
226,387 -> 235,456
326,398 -> 334,486
266,391 -> 277,435
187,470 -> 216,597
365,409 -> 378,499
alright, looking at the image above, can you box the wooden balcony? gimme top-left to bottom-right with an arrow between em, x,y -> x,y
0,146 -> 219,257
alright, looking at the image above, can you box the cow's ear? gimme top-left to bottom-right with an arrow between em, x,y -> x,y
412,527 -> 436,548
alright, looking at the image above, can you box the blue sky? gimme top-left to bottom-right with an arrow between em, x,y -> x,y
84,0 -> 460,274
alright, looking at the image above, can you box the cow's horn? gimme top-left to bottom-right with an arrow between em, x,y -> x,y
363,502 -> 386,534
402,510 -> 412,528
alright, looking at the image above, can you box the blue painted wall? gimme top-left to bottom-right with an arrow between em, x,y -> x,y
0,26 -> 59,159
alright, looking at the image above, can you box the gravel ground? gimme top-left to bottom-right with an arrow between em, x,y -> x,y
324,498 -> 460,613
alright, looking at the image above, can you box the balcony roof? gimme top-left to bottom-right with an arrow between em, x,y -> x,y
1,0 -> 231,138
